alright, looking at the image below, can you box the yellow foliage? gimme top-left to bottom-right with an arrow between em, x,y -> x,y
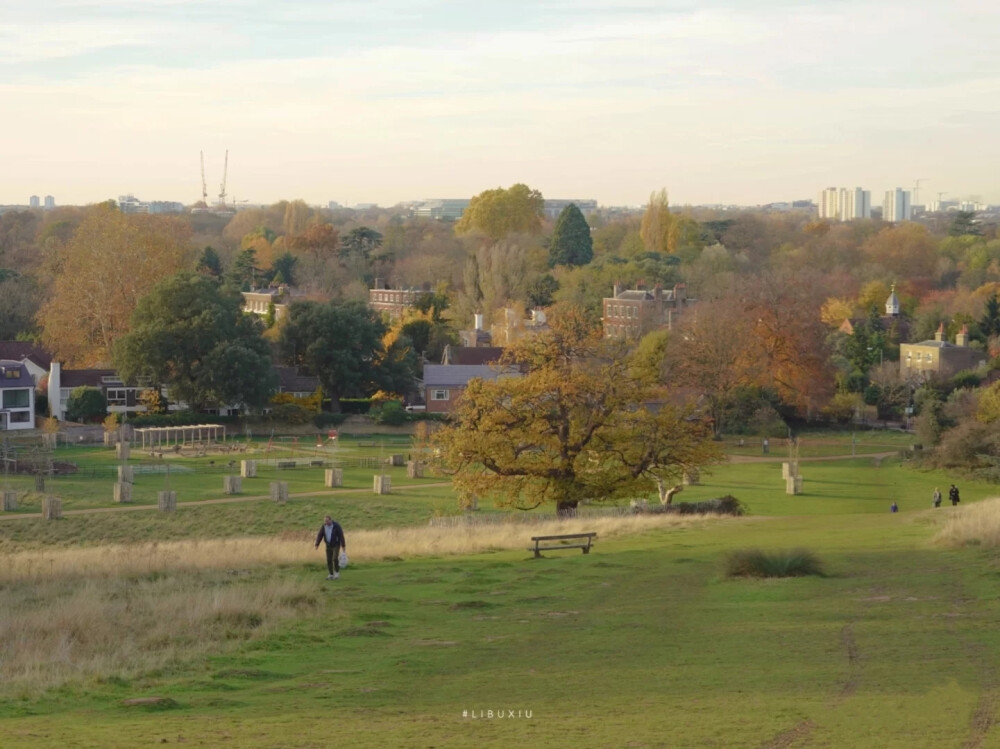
270,388 -> 322,413
820,297 -> 856,327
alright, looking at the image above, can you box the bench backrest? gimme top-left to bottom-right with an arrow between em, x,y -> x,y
530,533 -> 597,542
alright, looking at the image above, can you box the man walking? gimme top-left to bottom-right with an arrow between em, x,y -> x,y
949,484 -> 961,507
314,515 -> 346,580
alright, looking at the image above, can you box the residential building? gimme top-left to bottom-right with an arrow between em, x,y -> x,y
603,282 -> 689,339
43,195 -> 55,210
440,346 -> 504,365
423,364 -> 519,414
369,278 -> 423,320
412,199 -> 469,221
817,187 -> 870,220
0,342 -> 52,386
838,286 -> 911,345
242,286 -> 293,320
0,360 -> 35,430
47,364 -> 150,420
459,313 -> 493,348
273,366 -> 320,398
543,199 -> 598,219
883,188 -> 912,222
28,195 -> 40,209
490,307 -> 549,347
900,324 -> 986,380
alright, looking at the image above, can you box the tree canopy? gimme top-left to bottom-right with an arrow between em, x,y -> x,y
548,203 -> 593,267
113,272 -> 274,412
278,300 -> 388,409
432,309 -> 721,514
455,183 -> 544,240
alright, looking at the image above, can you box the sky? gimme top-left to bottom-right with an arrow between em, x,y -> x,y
2,0 -> 999,208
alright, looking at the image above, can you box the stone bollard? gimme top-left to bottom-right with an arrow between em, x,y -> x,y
223,475 -> 242,494
104,432 -> 114,447
373,475 -> 391,495
406,461 -> 424,479
781,462 -> 799,480
324,468 -> 343,488
43,434 -> 58,450
116,442 -> 130,460
2,490 -> 17,511
118,465 -> 134,484
270,481 -> 288,503
240,460 -> 257,478
682,469 -> 700,486
390,454 -> 405,467
786,476 -> 803,495
114,482 -> 133,503
43,496 -> 62,520
34,475 -> 45,492
157,491 -> 177,512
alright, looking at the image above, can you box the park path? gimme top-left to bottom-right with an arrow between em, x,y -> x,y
728,451 -> 898,464
0,481 -> 453,521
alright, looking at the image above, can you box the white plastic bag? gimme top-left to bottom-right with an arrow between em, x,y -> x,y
339,550 -> 349,568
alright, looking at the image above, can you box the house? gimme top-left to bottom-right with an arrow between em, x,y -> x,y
900,324 -> 987,380
423,364 -> 520,414
837,285 -> 911,343
273,366 -> 320,398
0,360 -> 36,430
490,307 -> 549,347
440,346 -> 504,366
369,278 -> 424,320
47,363 -> 150,420
602,282 -> 689,339
0,341 -> 52,386
242,286 -> 293,320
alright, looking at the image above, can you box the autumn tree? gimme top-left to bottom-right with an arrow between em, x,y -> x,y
432,309 -> 721,515
548,203 -> 593,267
455,184 -> 544,241
640,188 -> 678,254
39,204 -> 192,365
114,273 -> 275,412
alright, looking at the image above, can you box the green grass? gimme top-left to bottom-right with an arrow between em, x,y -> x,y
3,428 -> 1000,747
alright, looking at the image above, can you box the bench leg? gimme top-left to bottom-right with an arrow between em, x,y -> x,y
533,549 -> 541,558
582,547 -> 590,554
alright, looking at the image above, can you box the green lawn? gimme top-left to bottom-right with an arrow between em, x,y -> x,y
2,429 -> 1000,747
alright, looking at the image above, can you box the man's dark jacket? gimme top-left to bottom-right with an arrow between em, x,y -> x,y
315,521 -> 346,549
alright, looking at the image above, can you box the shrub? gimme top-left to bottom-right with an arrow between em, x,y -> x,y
724,548 -> 824,578
313,412 -> 347,428
371,400 -> 407,426
339,398 -> 372,414
66,386 -> 107,423
267,403 -> 312,425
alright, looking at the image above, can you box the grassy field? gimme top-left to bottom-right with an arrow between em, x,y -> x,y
2,429 -> 1000,747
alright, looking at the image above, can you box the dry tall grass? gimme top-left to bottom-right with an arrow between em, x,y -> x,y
0,513 -> 717,695
933,497 -> 1000,548
0,513 -> 714,583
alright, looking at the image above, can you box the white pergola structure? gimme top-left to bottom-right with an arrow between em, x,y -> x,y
135,424 -> 226,449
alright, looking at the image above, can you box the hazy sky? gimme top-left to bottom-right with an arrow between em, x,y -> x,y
3,0 -> 998,208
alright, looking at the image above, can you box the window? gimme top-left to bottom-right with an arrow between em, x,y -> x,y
10,411 -> 30,423
3,389 -> 30,408
431,389 -> 450,401
106,388 -> 128,406
3,368 -> 20,379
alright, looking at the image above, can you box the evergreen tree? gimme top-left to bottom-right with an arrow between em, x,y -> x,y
980,292 -> 1000,339
548,203 -> 593,267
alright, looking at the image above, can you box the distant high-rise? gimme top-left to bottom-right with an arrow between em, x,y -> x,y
28,195 -> 39,208
818,187 -> 870,221
883,188 -> 912,222
43,195 -> 55,210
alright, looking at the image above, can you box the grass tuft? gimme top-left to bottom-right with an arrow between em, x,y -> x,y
934,497 -> 1000,548
724,548 -> 824,578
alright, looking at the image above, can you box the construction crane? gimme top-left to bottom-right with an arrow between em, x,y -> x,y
913,178 -> 926,206
218,149 -> 229,209
199,151 -> 208,206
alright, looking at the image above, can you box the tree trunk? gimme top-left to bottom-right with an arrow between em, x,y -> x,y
556,500 -> 578,518
656,478 -> 683,506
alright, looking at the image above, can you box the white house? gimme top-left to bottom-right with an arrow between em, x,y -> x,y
0,360 -> 36,430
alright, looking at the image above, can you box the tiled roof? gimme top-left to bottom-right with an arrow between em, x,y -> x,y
273,366 -> 320,393
441,346 -> 504,365
0,341 -> 52,369
423,364 -> 518,387
0,360 -> 31,388
60,369 -> 120,388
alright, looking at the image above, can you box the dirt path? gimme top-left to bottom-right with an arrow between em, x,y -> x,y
728,451 -> 898,464
0,482 -> 453,521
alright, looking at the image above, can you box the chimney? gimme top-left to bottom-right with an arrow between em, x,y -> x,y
935,322 -> 945,342
956,324 -> 969,347
613,281 -> 623,298
473,312 -> 484,331
674,283 -> 687,305
373,277 -> 384,290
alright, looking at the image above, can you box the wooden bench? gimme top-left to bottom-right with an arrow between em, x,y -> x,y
529,533 -> 597,558
276,461 -> 296,469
